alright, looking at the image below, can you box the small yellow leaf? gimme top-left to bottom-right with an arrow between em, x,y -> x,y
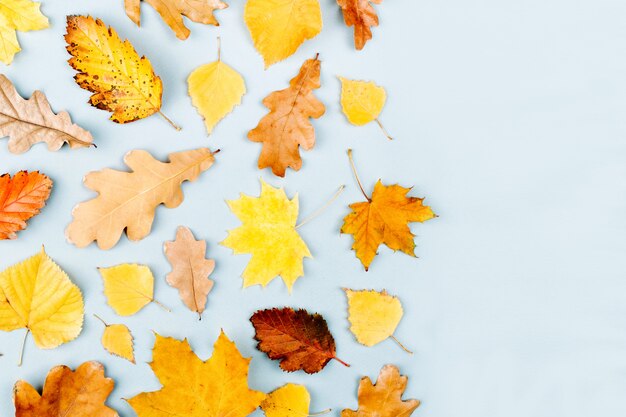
98,264 -> 156,316
0,0 -> 49,65
261,383 -> 310,417
339,77 -> 386,126
96,317 -> 135,364
244,0 -> 322,68
344,289 -> 404,347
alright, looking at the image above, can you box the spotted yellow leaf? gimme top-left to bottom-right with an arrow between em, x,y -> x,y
94,315 -> 135,363
0,0 -> 49,65
339,77 -> 391,140
98,264 -> 167,316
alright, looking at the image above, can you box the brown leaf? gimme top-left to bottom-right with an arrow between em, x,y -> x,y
250,307 -> 349,374
14,361 -> 119,417
164,226 -> 215,318
0,75 -> 93,154
337,0 -> 382,50
248,55 -> 325,177
0,171 -> 52,240
342,365 -> 420,417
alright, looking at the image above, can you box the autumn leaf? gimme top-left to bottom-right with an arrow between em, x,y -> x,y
0,247 -> 84,365
339,77 -> 391,140
164,226 -> 215,318
0,75 -> 94,153
124,0 -> 227,40
94,315 -> 135,363
344,288 -> 411,353
66,148 -> 217,250
342,365 -> 420,417
250,307 -> 349,374
0,171 -> 52,240
337,0 -> 382,50
342,149 -> 436,270
0,0 -> 48,65
98,264 -> 169,316
261,383 -> 330,417
188,38 -> 246,134
65,15 -> 179,129
14,361 -> 119,417
221,180 -> 311,291
248,55 -> 325,177
128,331 -> 265,416
244,0 -> 322,67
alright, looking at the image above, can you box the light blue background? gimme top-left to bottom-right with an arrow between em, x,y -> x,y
1,0 -> 626,416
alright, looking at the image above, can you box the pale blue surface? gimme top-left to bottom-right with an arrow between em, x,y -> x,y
1,0 -> 626,416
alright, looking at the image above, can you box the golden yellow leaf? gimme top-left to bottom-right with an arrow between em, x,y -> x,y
98,264 -> 166,316
94,315 -> 135,363
66,148 -> 217,250
261,384 -> 311,417
188,40 -> 246,134
0,247 -> 83,364
244,0 -> 322,68
221,179 -> 311,291
339,77 -> 391,140
128,330 -> 266,417
0,0 -> 48,65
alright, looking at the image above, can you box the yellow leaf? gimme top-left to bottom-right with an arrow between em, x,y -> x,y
0,248 -> 83,363
339,77 -> 391,139
0,0 -> 48,65
221,179 -> 311,291
244,0 -> 322,68
128,330 -> 266,417
188,42 -> 246,134
94,315 -> 135,363
261,384 -> 310,417
98,264 -> 163,316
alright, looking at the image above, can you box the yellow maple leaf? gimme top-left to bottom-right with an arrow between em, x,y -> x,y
0,0 -> 48,65
244,0 -> 322,68
188,39 -> 246,134
221,180 -> 311,291
339,77 -> 391,140
128,330 -> 266,417
261,383 -> 328,417
0,247 -> 83,365
94,315 -> 135,363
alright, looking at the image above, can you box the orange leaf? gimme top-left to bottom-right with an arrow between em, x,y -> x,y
0,171 -> 52,240
248,55 -> 325,177
250,307 -> 349,374
337,0 -> 382,50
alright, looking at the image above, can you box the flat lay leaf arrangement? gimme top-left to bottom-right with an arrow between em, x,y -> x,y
0,2 -> 433,417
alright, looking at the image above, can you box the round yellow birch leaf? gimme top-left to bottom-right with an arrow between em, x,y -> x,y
98,264 -> 161,316
244,0 -> 322,68
94,315 -> 135,363
339,77 -> 386,126
345,289 -> 410,351
261,383 -> 310,417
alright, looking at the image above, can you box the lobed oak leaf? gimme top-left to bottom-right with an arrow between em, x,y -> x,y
0,171 -> 52,240
124,0 -> 227,40
0,75 -> 94,153
66,147 -> 217,250
98,264 -> 167,316
128,330 -> 265,417
0,0 -> 48,65
248,55 -> 325,177
94,315 -> 135,363
250,307 -> 349,374
337,0 -> 382,50
342,365 -> 420,417
164,226 -> 215,318
13,361 -> 119,417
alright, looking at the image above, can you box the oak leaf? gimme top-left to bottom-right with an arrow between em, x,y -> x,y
244,0 -> 322,67
339,77 -> 391,140
124,0 -> 227,40
337,0 -> 381,50
66,148 -> 217,250
261,383 -> 326,417
341,365 -> 420,417
0,171 -> 52,240
248,55 -> 325,177
0,0 -> 48,64
14,361 -> 119,417
94,315 -> 135,363
164,226 -> 215,318
250,307 -> 349,374
0,75 -> 94,153
98,264 -> 166,316
65,16 -> 178,129
221,180 -> 311,291
128,330 -> 265,417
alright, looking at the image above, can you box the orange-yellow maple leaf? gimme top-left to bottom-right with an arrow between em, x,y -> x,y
0,171 -> 52,240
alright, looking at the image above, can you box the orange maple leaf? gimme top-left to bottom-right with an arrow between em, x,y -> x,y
337,0 -> 382,50
0,171 -> 52,240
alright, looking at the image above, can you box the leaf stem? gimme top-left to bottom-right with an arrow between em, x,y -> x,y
17,329 -> 29,367
296,185 -> 345,229
309,409 -> 332,416
333,356 -> 351,368
390,334 -> 413,355
152,298 -> 171,313
217,36 -> 221,61
93,314 -> 109,327
158,110 -> 181,131
375,118 -> 393,140
347,149 -> 370,201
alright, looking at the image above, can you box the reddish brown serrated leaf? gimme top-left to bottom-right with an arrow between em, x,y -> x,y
250,307 -> 349,374
337,0 -> 382,50
0,171 -> 52,240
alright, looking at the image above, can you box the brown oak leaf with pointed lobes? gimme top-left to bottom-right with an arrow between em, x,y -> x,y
342,365 -> 420,417
250,307 -> 349,374
0,171 -> 52,240
164,226 -> 215,318
337,0 -> 382,50
0,75 -> 94,154
124,0 -> 227,40
14,361 -> 119,417
248,55 -> 325,177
